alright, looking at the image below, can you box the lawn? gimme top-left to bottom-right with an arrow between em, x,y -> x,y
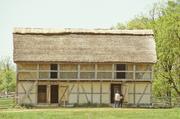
0,98 -> 179,119
0,98 -> 14,109
0,108 -> 180,119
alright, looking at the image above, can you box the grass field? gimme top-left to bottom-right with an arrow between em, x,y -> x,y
0,108 -> 180,119
0,98 -> 180,119
0,98 -> 14,109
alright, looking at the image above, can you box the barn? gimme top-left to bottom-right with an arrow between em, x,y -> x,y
13,28 -> 157,107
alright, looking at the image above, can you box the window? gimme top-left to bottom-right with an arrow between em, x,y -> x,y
97,64 -> 112,79
116,64 -> 126,79
18,72 -> 37,80
59,64 -> 78,79
135,64 -> 152,80
51,64 -> 58,70
50,64 -> 58,79
80,64 -> 95,79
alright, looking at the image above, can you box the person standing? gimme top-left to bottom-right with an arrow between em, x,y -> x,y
119,94 -> 124,108
114,91 -> 120,108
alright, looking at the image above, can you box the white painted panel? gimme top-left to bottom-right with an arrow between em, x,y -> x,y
18,81 -> 36,93
127,83 -> 134,93
93,94 -> 100,103
122,84 -> 128,103
135,83 -> 150,93
18,94 -> 36,104
79,94 -> 91,104
69,94 -> 77,104
102,94 -> 110,103
69,83 -> 77,93
102,83 -> 110,93
135,94 -> 151,104
128,94 -> 134,104
93,83 -> 100,93
79,83 -> 91,93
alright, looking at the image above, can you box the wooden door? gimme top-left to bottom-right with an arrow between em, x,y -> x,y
51,85 -> 59,103
38,85 -> 47,103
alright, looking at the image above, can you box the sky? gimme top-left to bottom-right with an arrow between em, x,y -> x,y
0,0 -> 160,60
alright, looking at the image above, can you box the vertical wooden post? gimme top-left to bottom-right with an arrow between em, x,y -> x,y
91,81 -> 93,103
47,82 -> 51,105
35,64 -> 39,105
77,81 -> 79,104
100,81 -> 102,104
78,64 -> 80,79
93,64 -> 96,104
77,64 -> 80,104
95,64 -> 97,79
150,65 -> 153,105
58,64 -> 60,79
58,82 -> 61,105
112,64 -> 115,79
37,64 -> 39,79
67,80 -> 70,106
133,64 -> 136,105
16,64 -> 19,104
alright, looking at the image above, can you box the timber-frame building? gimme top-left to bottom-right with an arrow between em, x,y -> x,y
13,28 -> 157,107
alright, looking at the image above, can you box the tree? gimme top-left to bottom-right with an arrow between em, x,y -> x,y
127,16 -> 152,29
153,0 -> 180,97
114,0 -> 180,98
0,57 -> 16,96
113,23 -> 126,30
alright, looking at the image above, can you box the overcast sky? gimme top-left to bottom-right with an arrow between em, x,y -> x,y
0,0 -> 160,60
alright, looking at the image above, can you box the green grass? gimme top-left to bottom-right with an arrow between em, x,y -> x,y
0,98 -> 14,109
0,98 -> 179,119
0,108 -> 180,119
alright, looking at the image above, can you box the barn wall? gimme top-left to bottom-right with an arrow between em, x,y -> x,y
17,81 -> 37,105
17,63 -> 38,80
17,63 -> 37,70
17,63 -> 153,80
68,82 -> 110,104
127,82 -> 151,104
135,82 -> 151,104
17,80 -> 151,106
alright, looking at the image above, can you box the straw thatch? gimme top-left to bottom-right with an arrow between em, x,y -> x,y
13,28 -> 157,63
14,28 -> 153,35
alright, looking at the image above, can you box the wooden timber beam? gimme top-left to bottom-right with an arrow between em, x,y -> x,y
112,64 -> 115,79
100,81 -> 102,104
122,83 -> 128,103
20,81 -> 37,104
150,66 -> 153,105
95,64 -> 97,79
16,65 -> 19,104
91,81 -> 93,103
68,83 -> 75,97
133,64 -> 136,105
47,82 -> 51,105
137,83 -> 149,105
81,84 -> 89,103
59,86 -> 68,102
77,81 -> 79,104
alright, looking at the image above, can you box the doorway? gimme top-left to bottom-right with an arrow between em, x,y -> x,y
38,85 -> 47,103
51,85 -> 59,103
111,84 -> 121,103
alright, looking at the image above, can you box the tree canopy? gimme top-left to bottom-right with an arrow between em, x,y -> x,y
114,0 -> 180,98
0,57 -> 16,95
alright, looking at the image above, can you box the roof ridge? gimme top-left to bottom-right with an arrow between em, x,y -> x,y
13,27 -> 154,35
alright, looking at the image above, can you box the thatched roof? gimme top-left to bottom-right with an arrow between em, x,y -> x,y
13,28 -> 157,63
14,28 -> 153,35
